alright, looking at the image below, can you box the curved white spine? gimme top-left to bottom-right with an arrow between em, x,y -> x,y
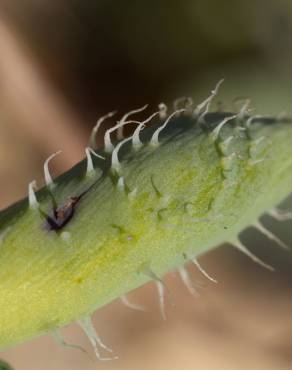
120,295 -> 145,312
43,151 -> 62,189
246,114 -> 264,129
230,238 -> 274,271
179,267 -> 199,296
52,329 -> 88,356
209,114 -> 237,142
192,258 -> 218,283
111,137 -> 132,174
104,119 -> 137,153
194,79 -> 224,118
85,147 -> 105,176
78,316 -> 117,361
252,221 -> 289,250
132,111 -> 160,150
89,111 -> 117,149
155,280 -> 167,321
268,208 -> 292,221
116,105 -> 148,141
150,109 -> 185,147
238,98 -> 251,120
28,180 -> 39,210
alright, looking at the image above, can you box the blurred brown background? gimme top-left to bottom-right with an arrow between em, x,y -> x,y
1,1 -> 292,369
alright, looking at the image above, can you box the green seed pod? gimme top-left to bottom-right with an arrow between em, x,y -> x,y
0,92 -> 292,359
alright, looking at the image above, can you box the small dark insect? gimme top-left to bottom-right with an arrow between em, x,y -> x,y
43,184 -> 94,232
45,195 -> 81,231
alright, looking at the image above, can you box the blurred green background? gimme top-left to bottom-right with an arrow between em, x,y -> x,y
1,1 -> 292,369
